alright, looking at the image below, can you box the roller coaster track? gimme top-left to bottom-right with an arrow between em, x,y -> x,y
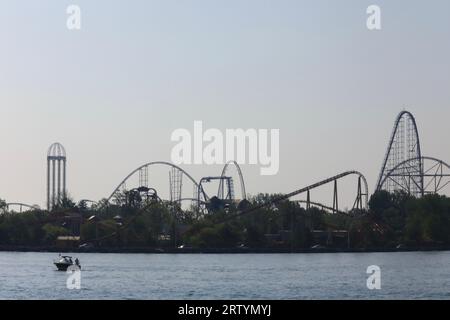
4,203 -> 40,212
106,161 -> 200,203
376,111 -> 423,196
379,156 -> 450,196
223,171 -> 369,222
218,161 -> 247,200
294,200 -> 348,216
80,171 -> 368,244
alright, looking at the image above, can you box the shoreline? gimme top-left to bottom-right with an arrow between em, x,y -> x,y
1,245 -> 450,254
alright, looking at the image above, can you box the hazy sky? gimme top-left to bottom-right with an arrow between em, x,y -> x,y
1,0 -> 450,208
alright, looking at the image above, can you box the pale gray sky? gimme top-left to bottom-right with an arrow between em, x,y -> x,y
1,0 -> 449,208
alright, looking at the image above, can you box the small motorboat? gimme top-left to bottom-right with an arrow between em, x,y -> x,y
53,255 -> 81,271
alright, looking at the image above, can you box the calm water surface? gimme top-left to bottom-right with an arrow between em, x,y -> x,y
1,251 -> 450,299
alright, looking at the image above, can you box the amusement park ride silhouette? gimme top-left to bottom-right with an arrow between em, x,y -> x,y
3,110 -> 450,217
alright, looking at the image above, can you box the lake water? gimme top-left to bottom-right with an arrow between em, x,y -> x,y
1,251 -> 450,299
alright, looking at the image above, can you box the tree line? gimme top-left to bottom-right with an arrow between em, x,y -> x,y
1,190 -> 450,249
